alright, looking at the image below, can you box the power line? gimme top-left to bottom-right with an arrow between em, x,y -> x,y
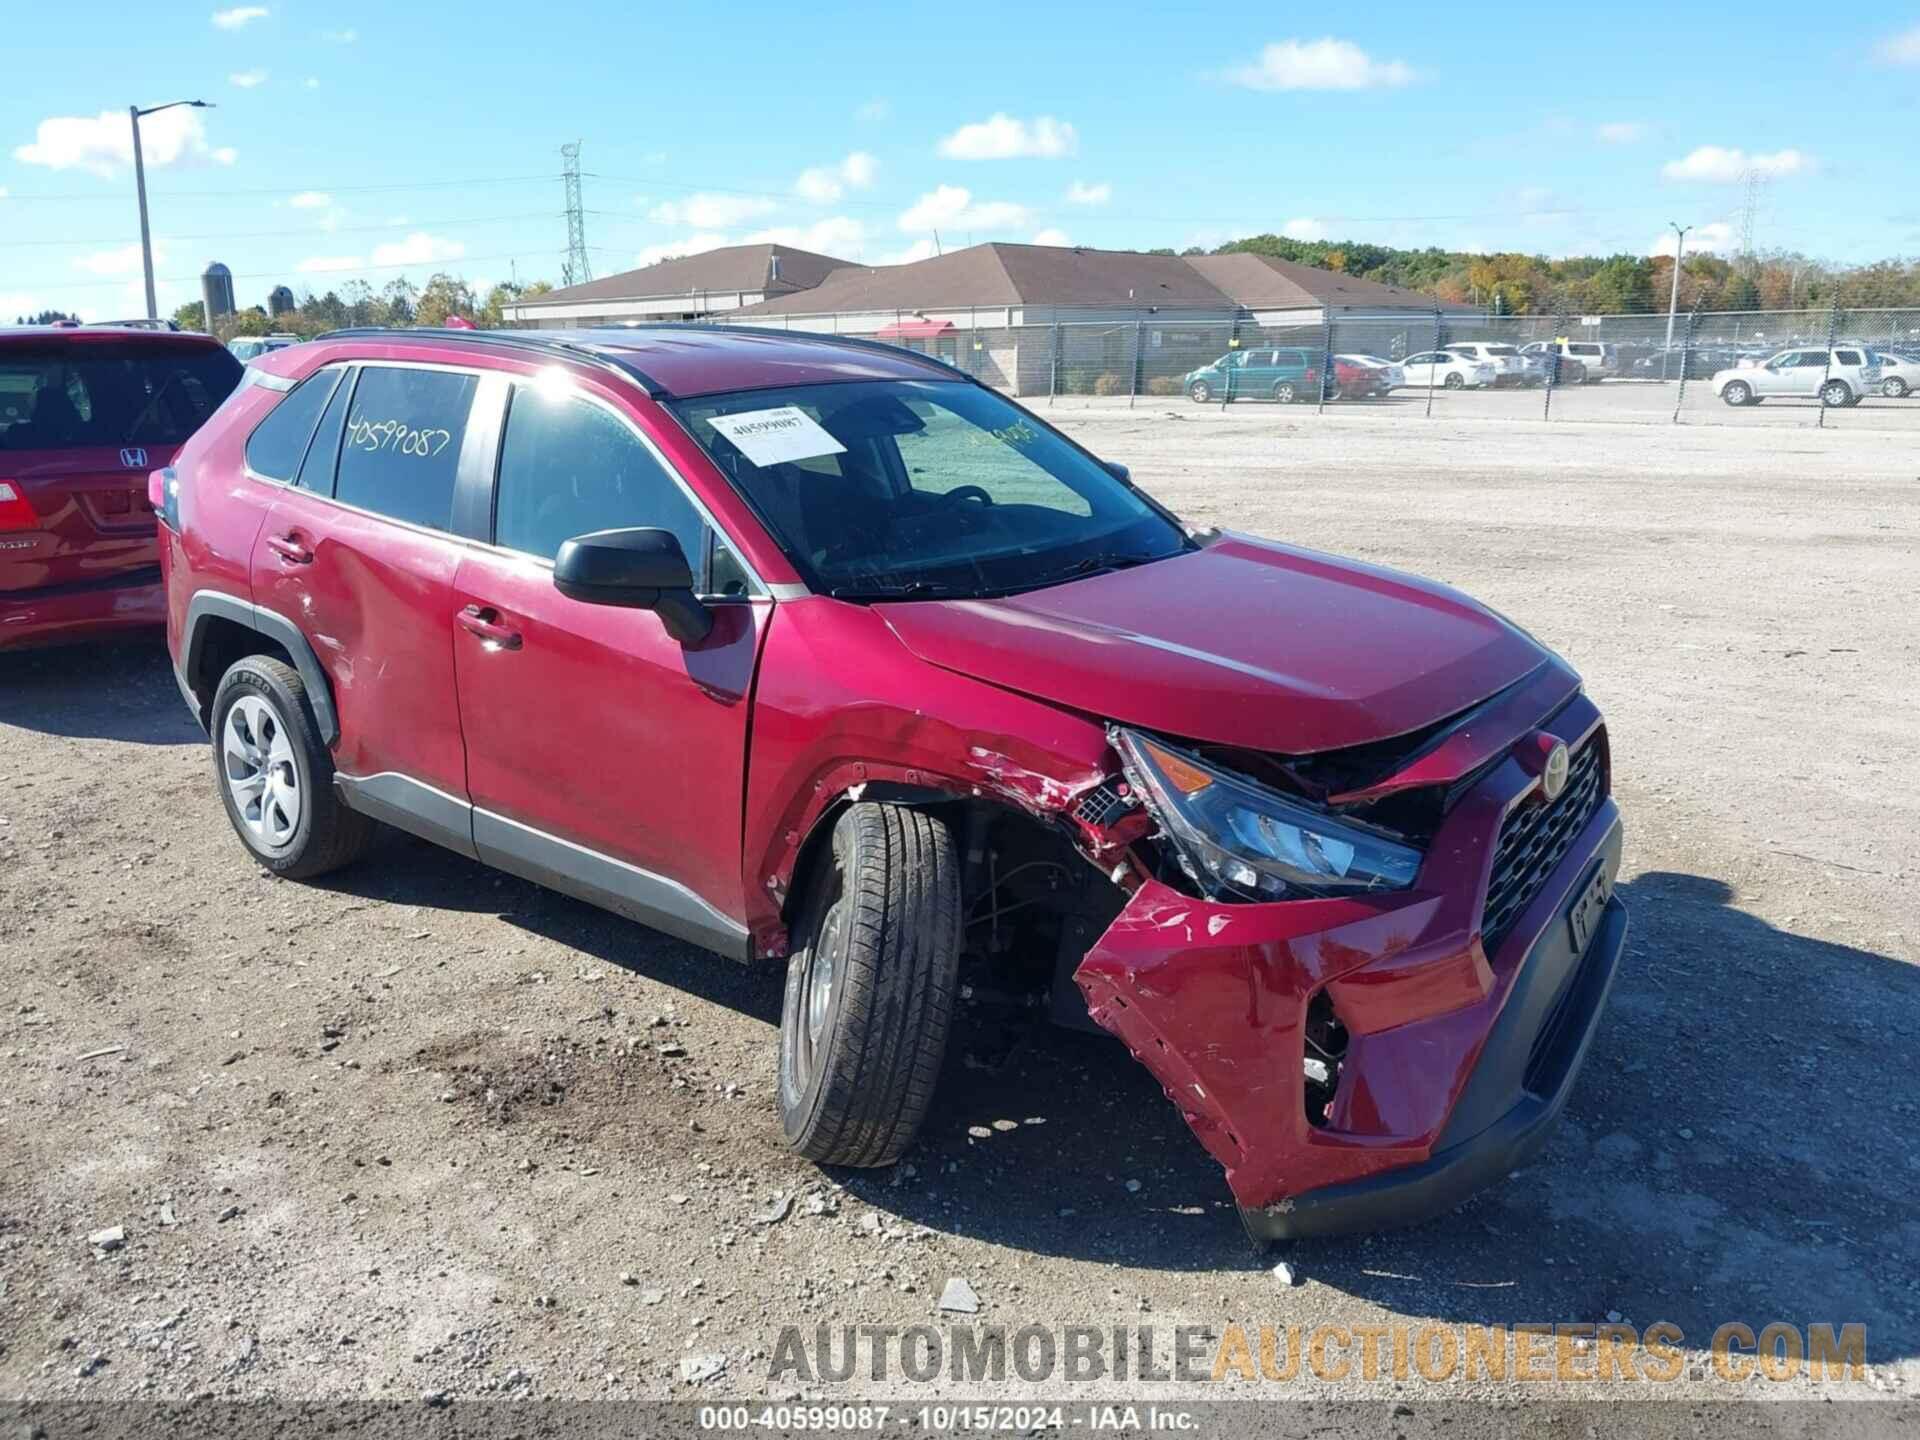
0,172 -> 566,203
0,211 -> 564,250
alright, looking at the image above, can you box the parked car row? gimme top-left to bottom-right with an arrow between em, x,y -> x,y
1712,347 -> 1883,407
5,319 -> 1630,1242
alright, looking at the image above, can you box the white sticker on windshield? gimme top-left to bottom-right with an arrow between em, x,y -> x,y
706,406 -> 847,468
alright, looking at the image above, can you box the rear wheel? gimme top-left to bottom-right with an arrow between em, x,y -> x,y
211,656 -> 374,879
1821,379 -> 1853,408
1443,372 -> 1465,390
1721,380 -> 1752,407
1272,381 -> 1297,404
777,803 -> 961,1168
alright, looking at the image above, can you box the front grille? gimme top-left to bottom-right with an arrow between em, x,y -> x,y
1481,741 -> 1603,956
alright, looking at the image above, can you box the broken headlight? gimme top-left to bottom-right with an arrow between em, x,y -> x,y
1113,728 -> 1422,901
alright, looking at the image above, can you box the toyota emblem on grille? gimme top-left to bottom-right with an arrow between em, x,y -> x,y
1541,742 -> 1570,802
119,448 -> 148,469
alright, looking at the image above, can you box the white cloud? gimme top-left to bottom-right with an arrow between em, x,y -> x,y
322,27 -> 356,42
633,234 -> 731,268
15,107 -> 233,177
1226,38 -> 1413,91
1650,221 -> 1735,257
649,193 -> 777,228
296,254 -> 362,274
0,187 -> 8,199
1031,228 -> 1071,247
1876,24 -> 1920,64
1279,217 -> 1327,241
878,238 -> 940,265
898,185 -> 1030,234
856,98 -> 891,123
1596,121 -> 1646,144
73,242 -> 157,277
794,152 -> 877,205
212,5 -> 268,28
229,69 -> 268,88
370,232 -> 465,266
289,190 -> 330,208
1065,180 -> 1110,206
746,216 -> 867,257
303,76 -> 320,89
1662,145 -> 1810,182
937,114 -> 1077,160
212,146 -> 238,166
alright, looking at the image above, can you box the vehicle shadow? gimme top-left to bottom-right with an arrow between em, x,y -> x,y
314,827 -> 783,1026
0,633 -> 201,746
842,871 -> 1920,1363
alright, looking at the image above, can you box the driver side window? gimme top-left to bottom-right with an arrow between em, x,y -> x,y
493,384 -> 743,591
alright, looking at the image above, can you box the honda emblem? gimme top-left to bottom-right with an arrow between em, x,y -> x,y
119,448 -> 148,469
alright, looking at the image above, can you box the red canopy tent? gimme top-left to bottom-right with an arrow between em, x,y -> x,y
873,318 -> 954,341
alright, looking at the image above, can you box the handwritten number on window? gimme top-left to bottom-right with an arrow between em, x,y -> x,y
347,415 -> 453,459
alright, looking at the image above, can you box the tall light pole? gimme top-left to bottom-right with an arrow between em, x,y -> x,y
129,99 -> 213,320
1661,221 -> 1692,381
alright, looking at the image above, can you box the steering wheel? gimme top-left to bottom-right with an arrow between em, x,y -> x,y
936,485 -> 994,507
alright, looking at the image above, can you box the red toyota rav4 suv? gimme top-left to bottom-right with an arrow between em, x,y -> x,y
158,325 -> 1626,1237
2,326 -> 241,648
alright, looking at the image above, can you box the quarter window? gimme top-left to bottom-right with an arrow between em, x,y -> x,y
493,384 -> 719,583
295,367 -> 355,494
333,366 -> 477,531
244,368 -> 342,482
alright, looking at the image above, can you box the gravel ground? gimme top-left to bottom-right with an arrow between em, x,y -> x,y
1,404 -> 1916,1429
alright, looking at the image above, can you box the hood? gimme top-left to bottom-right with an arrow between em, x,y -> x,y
877,535 -> 1550,754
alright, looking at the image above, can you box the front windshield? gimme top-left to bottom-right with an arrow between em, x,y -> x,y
668,379 -> 1189,598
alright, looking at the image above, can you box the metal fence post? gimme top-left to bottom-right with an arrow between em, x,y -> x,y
1049,321 -> 1060,405
1542,306 -> 1568,421
1424,308 -> 1439,419
1672,306 -> 1700,424
1816,301 -> 1840,429
1316,309 -> 1334,414
1130,319 -> 1143,408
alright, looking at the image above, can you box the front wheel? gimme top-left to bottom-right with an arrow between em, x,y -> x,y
1821,380 -> 1853,408
1720,381 -> 1752,407
1884,377 -> 1909,398
211,655 -> 374,879
1188,381 -> 1212,404
778,803 -> 961,1168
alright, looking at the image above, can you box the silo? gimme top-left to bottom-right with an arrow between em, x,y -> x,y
201,263 -> 235,329
267,285 -> 295,318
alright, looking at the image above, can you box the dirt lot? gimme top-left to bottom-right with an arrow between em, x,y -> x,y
2,404 -> 1916,1424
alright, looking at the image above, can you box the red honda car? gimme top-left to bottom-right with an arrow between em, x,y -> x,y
156,325 -> 1625,1237
1,326 -> 241,649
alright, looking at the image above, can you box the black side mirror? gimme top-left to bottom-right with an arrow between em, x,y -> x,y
1102,460 -> 1131,485
553,527 -> 712,645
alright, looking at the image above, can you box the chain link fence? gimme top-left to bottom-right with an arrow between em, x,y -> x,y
714,306 -> 1920,427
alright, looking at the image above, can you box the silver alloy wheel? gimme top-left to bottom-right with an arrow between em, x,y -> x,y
223,694 -> 301,849
1822,380 -> 1851,407
794,894 -> 845,1091
1274,382 -> 1295,403
1885,377 -> 1908,398
1723,381 -> 1750,406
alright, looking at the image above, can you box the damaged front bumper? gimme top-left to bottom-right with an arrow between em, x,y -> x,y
1074,706 -> 1626,1239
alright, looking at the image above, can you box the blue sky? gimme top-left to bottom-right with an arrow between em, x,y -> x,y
5,3 -> 1918,319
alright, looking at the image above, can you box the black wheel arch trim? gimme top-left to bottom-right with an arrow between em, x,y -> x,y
182,590 -> 340,746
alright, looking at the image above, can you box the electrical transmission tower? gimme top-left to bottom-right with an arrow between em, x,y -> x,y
561,141 -> 591,286
1737,169 -> 1768,273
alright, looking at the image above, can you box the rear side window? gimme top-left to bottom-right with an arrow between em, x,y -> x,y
493,384 -> 712,576
1835,350 -> 1862,366
334,366 -> 477,531
296,368 -> 355,493
244,369 -> 343,481
0,342 -> 241,452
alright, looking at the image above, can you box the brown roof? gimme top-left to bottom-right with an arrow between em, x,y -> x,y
737,243 -> 1238,316
530,243 -> 854,306
1183,252 -> 1465,312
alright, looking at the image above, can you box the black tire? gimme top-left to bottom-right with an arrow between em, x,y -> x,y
1188,381 -> 1212,404
210,655 -> 374,880
1821,380 -> 1853,408
1272,382 -> 1297,404
1721,381 -> 1752,407
1443,372 -> 1465,390
778,803 -> 961,1168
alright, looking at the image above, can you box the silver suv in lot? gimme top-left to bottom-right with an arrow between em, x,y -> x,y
1521,340 -> 1617,383
1712,347 -> 1881,407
